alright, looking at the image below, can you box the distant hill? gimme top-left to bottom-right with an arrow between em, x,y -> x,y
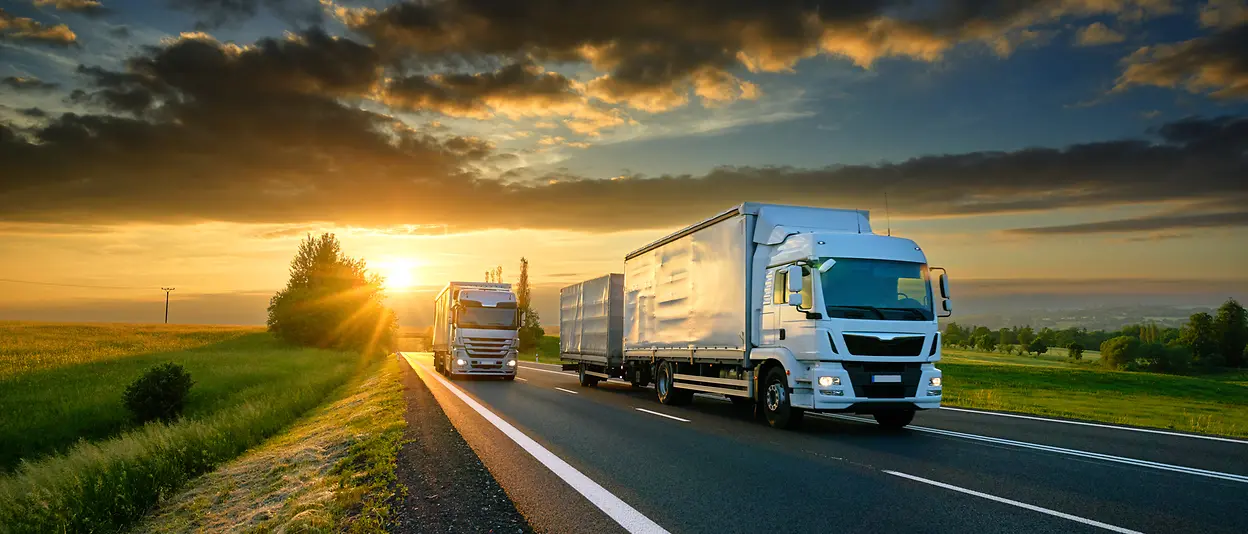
944,304 -> 1215,331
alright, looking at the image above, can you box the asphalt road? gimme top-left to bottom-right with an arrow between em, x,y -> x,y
398,352 -> 1248,534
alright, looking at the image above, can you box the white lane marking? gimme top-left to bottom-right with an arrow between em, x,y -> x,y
555,387 -> 579,395
939,406 -> 1248,445
402,354 -> 670,534
520,365 -> 576,376
515,377 -> 528,382
813,413 -> 1248,484
885,471 -> 1143,533
635,408 -> 691,423
521,360 -> 566,369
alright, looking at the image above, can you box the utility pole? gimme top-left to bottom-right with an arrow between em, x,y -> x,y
161,287 -> 175,323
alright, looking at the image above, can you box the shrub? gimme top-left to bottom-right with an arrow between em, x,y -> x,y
123,363 -> 194,424
1027,338 -> 1048,356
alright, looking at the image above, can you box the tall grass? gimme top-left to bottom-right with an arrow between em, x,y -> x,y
0,323 -> 368,533
0,329 -> 353,470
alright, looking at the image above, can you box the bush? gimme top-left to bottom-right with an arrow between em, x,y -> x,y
123,363 -> 194,424
1027,338 -> 1048,356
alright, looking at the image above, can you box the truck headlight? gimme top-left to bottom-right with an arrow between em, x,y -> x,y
929,377 -> 942,387
507,359 -> 517,367
455,358 -> 466,366
818,376 -> 840,387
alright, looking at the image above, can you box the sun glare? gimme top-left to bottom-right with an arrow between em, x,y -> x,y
379,258 -> 419,291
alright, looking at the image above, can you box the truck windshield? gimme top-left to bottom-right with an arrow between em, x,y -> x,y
817,258 -> 933,321
457,305 -> 518,329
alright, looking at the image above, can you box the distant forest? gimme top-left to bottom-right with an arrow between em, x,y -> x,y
943,299 -> 1247,374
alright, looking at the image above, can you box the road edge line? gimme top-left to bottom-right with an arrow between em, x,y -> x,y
401,353 -> 670,534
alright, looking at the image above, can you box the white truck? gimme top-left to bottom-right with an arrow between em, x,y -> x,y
432,281 -> 521,380
559,203 -> 951,429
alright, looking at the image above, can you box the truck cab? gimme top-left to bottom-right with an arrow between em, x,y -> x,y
757,230 -> 951,428
432,282 -> 521,380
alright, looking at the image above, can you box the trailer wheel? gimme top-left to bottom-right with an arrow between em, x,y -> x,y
873,409 -> 915,430
761,367 -> 803,429
578,364 -> 599,387
654,361 -> 692,405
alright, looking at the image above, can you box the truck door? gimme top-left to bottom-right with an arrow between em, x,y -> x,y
777,265 -> 819,359
761,267 -> 781,345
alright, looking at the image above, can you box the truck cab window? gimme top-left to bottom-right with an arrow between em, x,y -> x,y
798,266 -> 814,311
773,270 -> 788,304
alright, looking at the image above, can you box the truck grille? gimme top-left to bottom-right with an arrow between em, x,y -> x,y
842,362 -> 922,399
464,336 -> 511,357
842,334 -> 925,357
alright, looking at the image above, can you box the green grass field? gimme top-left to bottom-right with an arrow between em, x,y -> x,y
518,335 -> 564,364
0,322 -> 370,533
940,348 -> 1248,437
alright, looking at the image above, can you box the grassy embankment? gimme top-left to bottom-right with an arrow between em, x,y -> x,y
940,347 -> 1248,437
0,322 -> 396,533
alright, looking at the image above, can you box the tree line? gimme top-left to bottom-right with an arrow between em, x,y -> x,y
943,298 -> 1247,374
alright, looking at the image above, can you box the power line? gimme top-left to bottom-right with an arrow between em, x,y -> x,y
0,278 -> 158,290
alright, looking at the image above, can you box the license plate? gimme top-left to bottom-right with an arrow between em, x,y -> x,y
873,375 -> 902,383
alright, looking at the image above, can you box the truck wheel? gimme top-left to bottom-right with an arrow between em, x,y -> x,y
433,353 -> 444,374
578,364 -> 599,387
874,410 -> 915,430
761,367 -> 803,429
654,361 -> 692,405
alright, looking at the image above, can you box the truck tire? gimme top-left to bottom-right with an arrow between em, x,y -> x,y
578,364 -> 600,387
654,360 -> 692,405
873,410 -> 915,430
433,353 -> 444,374
761,367 -> 803,429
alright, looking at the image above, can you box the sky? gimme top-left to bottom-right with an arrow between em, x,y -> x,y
1,0 -> 1246,327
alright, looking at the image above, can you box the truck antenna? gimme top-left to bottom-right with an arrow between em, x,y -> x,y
885,192 -> 891,237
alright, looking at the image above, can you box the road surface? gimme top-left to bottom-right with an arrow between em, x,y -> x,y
397,352 -> 1248,534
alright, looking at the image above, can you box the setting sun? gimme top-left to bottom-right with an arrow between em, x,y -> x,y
379,258 -> 420,290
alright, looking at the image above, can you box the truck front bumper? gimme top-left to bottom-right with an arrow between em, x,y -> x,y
449,356 -> 518,376
795,363 -> 941,412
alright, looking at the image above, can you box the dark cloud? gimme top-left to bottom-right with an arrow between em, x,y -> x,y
33,0 -> 107,17
171,0 -> 324,29
1008,211 -> 1248,235
342,0 -> 1165,111
0,7 -> 77,46
1116,23 -> 1248,100
19,107 -> 48,118
2,76 -> 59,90
384,61 -> 583,117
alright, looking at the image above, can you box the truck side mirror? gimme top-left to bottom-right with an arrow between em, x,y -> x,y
938,273 -> 950,299
785,264 -> 804,308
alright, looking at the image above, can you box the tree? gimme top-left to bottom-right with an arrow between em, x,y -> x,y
1027,338 -> 1047,356
516,257 -> 544,350
1180,312 -> 1220,368
267,233 -> 396,354
1100,336 -> 1139,370
975,335 -> 997,352
943,322 -> 967,347
1017,326 -> 1035,349
1067,342 -> 1085,361
1214,298 -> 1247,367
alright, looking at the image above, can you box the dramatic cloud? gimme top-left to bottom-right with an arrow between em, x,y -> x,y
1008,211 -> 1248,235
1,76 -> 59,90
385,62 -> 583,117
1115,24 -> 1248,99
341,0 -> 1170,112
34,0 -> 105,16
1075,22 -> 1126,46
0,8 -> 77,46
1199,0 -> 1248,29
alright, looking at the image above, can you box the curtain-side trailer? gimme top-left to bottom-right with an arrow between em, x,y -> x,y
560,202 -> 952,429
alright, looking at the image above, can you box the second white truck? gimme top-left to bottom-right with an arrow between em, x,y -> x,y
559,202 -> 951,429
432,281 -> 521,380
